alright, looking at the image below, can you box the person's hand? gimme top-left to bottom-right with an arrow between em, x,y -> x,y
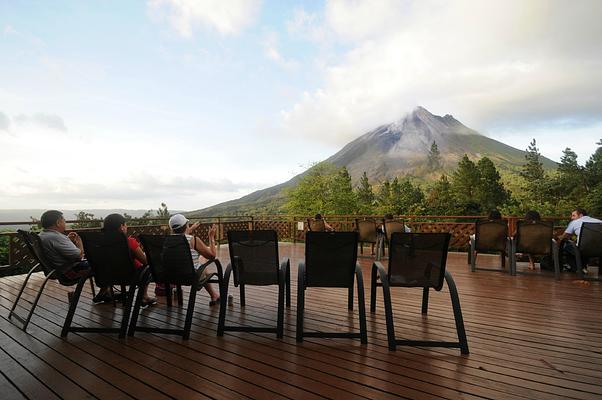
208,224 -> 217,240
190,221 -> 201,231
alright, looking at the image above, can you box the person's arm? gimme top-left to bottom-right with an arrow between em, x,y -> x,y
561,221 -> 576,242
129,237 -> 147,265
324,221 -> 334,232
191,224 -> 217,260
65,232 -> 84,259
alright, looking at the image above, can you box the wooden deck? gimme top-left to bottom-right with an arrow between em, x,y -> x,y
1,243 -> 601,400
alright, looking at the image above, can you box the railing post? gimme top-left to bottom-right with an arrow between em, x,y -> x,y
217,217 -> 221,250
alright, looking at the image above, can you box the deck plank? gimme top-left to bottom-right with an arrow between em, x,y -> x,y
0,243 -> 601,400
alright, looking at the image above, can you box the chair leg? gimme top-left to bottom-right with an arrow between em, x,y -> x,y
120,285 -> 137,338
89,277 -> 96,297
22,272 -> 56,331
285,260 -> 291,308
380,273 -> 396,351
421,287 -> 429,315
347,283 -> 353,311
176,285 -> 183,306
575,248 -> 584,279
510,239 -> 517,276
8,264 -> 39,319
61,276 -> 88,337
370,263 -> 378,313
217,265 -> 232,337
553,241 -> 560,280
470,239 -> 477,272
121,285 -> 127,306
166,284 -> 173,307
128,282 -> 146,336
183,286 -> 198,340
296,263 -> 306,342
445,271 -> 469,355
355,266 -> 367,344
240,283 -> 246,307
277,272 -> 285,338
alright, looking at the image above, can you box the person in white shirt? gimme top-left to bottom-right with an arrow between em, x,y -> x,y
560,207 -> 602,272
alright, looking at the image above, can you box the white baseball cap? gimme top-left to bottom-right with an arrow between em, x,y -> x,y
168,214 -> 189,230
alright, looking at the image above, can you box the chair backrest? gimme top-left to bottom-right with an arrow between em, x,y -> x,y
304,231 -> 358,288
388,232 -> 450,291
227,230 -> 279,286
17,230 -> 54,276
308,218 -> 326,232
577,222 -> 602,257
138,235 -> 168,283
161,234 -> 197,285
475,220 -> 508,252
515,220 -> 553,255
384,220 -> 405,243
79,231 -> 138,287
356,219 -> 377,243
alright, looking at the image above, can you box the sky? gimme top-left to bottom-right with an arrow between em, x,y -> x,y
1,0 -> 601,210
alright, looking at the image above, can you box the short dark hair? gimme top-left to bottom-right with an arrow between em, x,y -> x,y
315,213 -> 323,220
41,210 -> 64,229
173,225 -> 187,234
524,210 -> 541,222
487,209 -> 502,220
574,207 -> 587,216
384,213 -> 394,220
102,213 -> 126,232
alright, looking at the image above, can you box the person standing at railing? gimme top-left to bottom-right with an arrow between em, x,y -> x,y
314,213 -> 334,232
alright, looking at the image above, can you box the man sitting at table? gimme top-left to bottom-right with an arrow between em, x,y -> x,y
559,207 -> 602,273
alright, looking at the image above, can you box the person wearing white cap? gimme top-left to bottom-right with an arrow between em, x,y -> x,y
168,214 -> 220,305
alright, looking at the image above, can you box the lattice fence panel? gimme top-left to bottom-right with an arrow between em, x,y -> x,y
9,233 -> 37,268
220,220 -> 253,241
412,222 -> 475,249
254,220 -> 292,240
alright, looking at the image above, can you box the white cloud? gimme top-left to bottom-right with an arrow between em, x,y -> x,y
281,0 -> 602,146
14,113 -> 68,132
0,111 -> 10,131
262,31 -> 299,70
148,0 -> 262,37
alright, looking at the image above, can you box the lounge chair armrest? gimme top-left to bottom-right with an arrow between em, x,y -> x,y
198,258 -> 224,279
355,262 -> 363,280
279,257 -> 290,271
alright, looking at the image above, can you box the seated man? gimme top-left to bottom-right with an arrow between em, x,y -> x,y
560,207 -> 602,273
38,210 -> 109,303
38,210 -> 91,282
314,213 -> 334,232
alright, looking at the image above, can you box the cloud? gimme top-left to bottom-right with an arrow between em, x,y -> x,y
14,113 -> 67,132
148,0 -> 262,37
262,31 -> 299,70
281,0 -> 602,144
0,112 -> 10,131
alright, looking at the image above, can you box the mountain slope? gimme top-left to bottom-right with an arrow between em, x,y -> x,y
189,107 -> 556,217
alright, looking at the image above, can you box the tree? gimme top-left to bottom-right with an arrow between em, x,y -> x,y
425,175 -> 459,215
356,171 -> 375,215
520,139 -> 548,206
476,157 -> 509,211
376,179 -> 392,214
328,167 -> 357,214
427,141 -> 443,171
156,203 -> 170,218
584,139 -> 602,215
72,211 -> 101,229
451,154 -> 481,214
391,178 -> 424,214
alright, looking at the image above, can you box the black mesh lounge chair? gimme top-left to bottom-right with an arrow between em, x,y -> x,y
218,230 -> 290,337
574,222 -> 602,281
356,219 -> 378,256
371,232 -> 469,354
62,231 -> 146,338
469,220 -> 509,272
510,220 -> 560,279
129,234 -> 223,339
307,218 -> 326,232
8,230 -> 95,332
296,231 -> 367,343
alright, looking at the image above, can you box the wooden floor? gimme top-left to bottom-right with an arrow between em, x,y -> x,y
1,243 -> 601,400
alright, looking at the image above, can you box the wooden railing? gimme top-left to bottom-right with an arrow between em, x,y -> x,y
0,215 -> 567,271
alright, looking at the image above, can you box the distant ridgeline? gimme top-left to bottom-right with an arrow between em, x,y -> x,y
188,107 -> 601,218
